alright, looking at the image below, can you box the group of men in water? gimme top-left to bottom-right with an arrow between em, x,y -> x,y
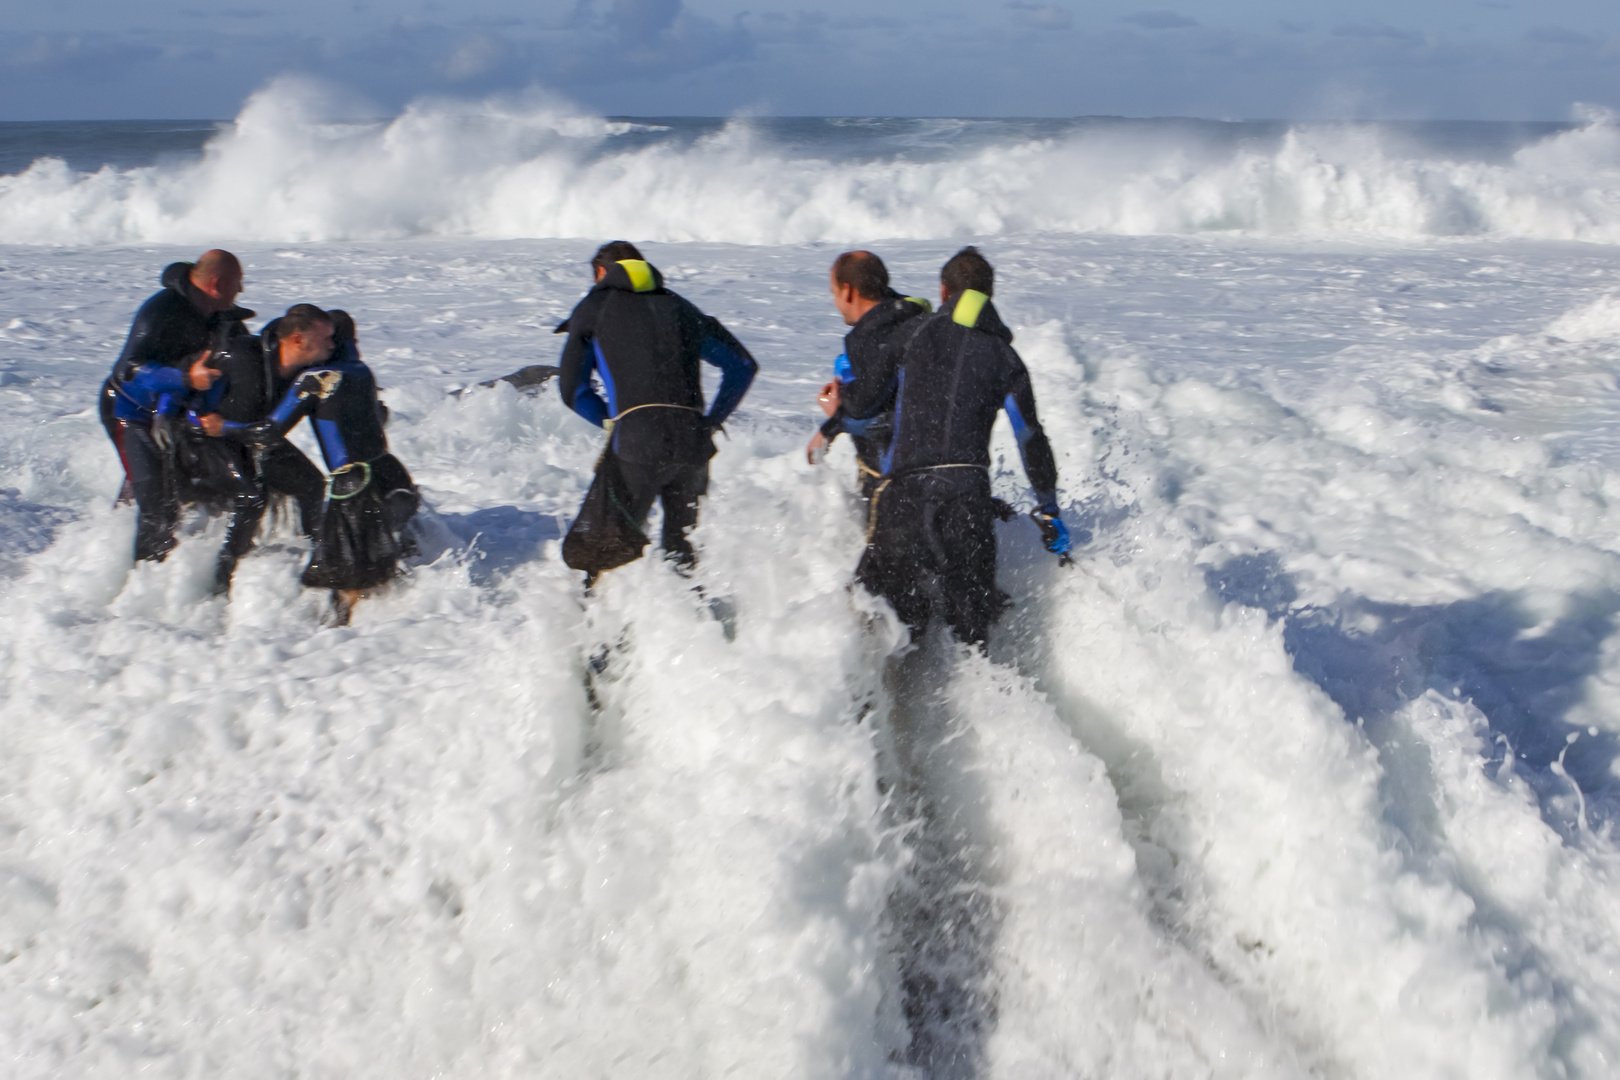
101,249 -> 418,623
101,241 -> 1072,643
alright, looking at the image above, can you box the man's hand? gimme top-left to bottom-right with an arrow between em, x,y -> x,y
1031,505 -> 1076,566
197,413 -> 225,437
807,430 -> 828,464
186,350 -> 219,390
239,421 -> 278,447
817,379 -> 840,418
150,413 -> 174,452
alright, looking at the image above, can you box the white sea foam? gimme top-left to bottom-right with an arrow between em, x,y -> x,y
3,234 -> 1620,1076
6,80 -> 1620,246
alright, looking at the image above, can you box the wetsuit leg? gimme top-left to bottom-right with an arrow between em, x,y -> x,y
613,458 -> 667,537
930,485 -> 1004,646
856,475 -> 933,635
852,434 -> 884,502
101,378 -> 135,505
257,440 -> 326,537
120,421 -> 179,562
612,458 -> 707,567
182,437 -> 266,590
857,472 -> 1005,645
655,463 -> 708,566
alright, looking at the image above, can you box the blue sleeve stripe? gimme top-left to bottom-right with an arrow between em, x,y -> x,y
880,368 -> 905,475
1004,393 -> 1033,444
566,341 -> 611,427
593,341 -> 618,417
268,383 -> 304,425
315,417 -> 350,468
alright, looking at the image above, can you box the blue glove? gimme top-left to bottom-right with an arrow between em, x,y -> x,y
833,352 -> 854,383
1031,504 -> 1073,556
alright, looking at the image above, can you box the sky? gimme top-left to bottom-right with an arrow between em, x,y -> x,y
3,0 -> 1619,121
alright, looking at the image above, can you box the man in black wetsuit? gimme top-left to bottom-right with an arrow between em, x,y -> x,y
101,250 -> 260,571
857,246 -> 1074,647
191,315 -> 329,543
241,305 -> 419,624
807,250 -> 931,500
557,241 -> 757,579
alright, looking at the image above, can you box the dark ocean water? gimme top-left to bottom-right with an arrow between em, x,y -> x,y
0,116 -> 1580,178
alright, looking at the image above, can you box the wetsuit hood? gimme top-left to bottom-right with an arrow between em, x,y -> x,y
160,260 -> 255,323
943,290 -> 1012,344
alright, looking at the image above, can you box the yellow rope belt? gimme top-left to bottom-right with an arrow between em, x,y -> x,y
603,402 -> 704,436
327,460 -> 373,501
864,463 -> 988,542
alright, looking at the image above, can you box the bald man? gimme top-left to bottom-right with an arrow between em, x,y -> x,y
102,250 -> 261,571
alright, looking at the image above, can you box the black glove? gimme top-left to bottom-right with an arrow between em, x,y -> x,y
239,421 -> 279,448
149,413 -> 174,452
990,498 -> 1017,522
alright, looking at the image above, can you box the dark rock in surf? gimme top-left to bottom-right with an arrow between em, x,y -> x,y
457,365 -> 560,397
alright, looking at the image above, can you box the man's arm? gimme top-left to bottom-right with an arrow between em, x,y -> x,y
557,300 -> 610,427
1002,362 -> 1058,501
121,362 -> 189,403
239,372 -> 322,444
558,334 -> 610,427
696,315 -> 757,427
1002,357 -> 1074,557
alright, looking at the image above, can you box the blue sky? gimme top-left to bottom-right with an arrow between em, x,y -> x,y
4,1 -> 1619,120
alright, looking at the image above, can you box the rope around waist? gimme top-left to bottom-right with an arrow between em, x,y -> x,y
864,464 -> 988,541
604,402 -> 704,436
327,458 -> 377,501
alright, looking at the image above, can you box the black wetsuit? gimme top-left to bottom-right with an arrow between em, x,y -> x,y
557,259 -> 757,568
248,334 -> 418,590
857,290 -> 1058,645
186,320 -> 328,541
102,261 -> 257,564
820,290 -> 931,499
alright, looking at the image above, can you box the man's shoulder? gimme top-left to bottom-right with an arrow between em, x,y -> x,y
134,284 -> 193,322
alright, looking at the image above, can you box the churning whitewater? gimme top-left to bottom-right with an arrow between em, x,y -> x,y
2,88 -> 1620,1078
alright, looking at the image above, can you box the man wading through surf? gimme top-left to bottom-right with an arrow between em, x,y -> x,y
100,250 -> 257,570
556,241 -> 757,586
807,250 -> 932,501
241,305 -> 420,625
857,246 -> 1076,647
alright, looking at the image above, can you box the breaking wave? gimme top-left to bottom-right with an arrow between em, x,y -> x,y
5,79 -> 1620,246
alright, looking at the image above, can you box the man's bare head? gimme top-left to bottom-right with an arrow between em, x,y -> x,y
190,250 -> 243,310
830,250 -> 888,326
277,303 -> 336,372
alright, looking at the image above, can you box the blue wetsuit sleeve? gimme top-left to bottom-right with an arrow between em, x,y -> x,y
183,378 -> 229,427
698,318 -> 757,426
558,330 -> 609,427
315,418 -> 352,469
1002,361 -> 1058,501
124,363 -> 187,401
265,377 -> 315,434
